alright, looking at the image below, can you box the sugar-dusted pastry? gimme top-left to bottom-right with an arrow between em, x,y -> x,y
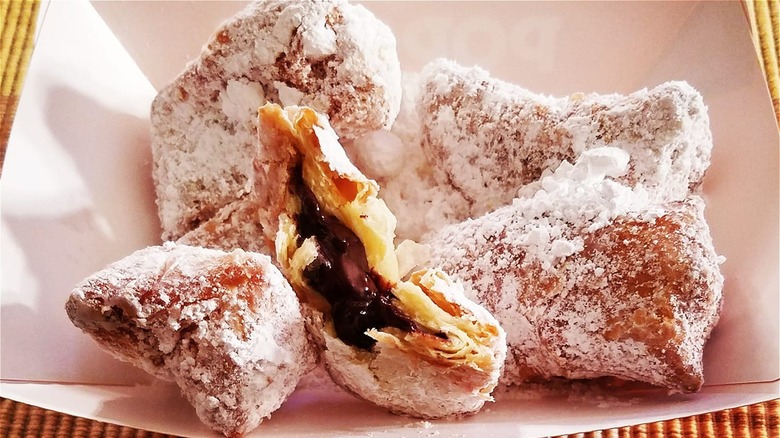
418,58 -> 713,219
257,103 -> 506,418
176,197 -> 271,256
65,243 -> 316,437
426,148 -> 724,393
152,0 -> 402,241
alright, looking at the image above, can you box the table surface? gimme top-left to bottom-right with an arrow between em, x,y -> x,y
1,0 -> 778,437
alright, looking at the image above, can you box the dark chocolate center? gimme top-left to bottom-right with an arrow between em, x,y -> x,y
293,167 -> 417,349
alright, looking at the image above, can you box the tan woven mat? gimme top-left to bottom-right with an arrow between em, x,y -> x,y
0,397 -> 777,438
0,0 -> 778,436
745,0 -> 780,126
1,0 -> 38,175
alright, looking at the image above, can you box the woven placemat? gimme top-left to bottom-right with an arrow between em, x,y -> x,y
0,0 -> 38,175
745,0 -> 780,126
0,397 -> 777,438
0,0 -> 778,436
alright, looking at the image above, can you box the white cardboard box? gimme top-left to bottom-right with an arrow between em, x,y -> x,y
1,1 -> 778,437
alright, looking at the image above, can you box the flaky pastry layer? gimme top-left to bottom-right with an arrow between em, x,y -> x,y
258,103 -> 506,418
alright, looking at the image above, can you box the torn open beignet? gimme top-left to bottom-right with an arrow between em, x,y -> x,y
257,103 -> 506,418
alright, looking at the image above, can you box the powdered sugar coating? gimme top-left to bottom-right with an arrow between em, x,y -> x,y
65,243 -> 316,437
151,0 -> 402,241
418,58 -> 712,224
425,154 -> 724,392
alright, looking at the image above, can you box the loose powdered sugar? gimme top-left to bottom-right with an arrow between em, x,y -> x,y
505,147 -> 656,269
349,73 -> 470,241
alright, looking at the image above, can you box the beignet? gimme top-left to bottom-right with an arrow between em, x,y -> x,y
257,103 -> 507,418
65,243 -> 316,437
426,149 -> 724,393
151,0 -> 402,241
419,58 -> 712,218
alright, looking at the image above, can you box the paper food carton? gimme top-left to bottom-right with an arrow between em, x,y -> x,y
1,1 -> 777,437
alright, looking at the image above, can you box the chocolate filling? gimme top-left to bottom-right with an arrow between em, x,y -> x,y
293,167 -> 418,349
